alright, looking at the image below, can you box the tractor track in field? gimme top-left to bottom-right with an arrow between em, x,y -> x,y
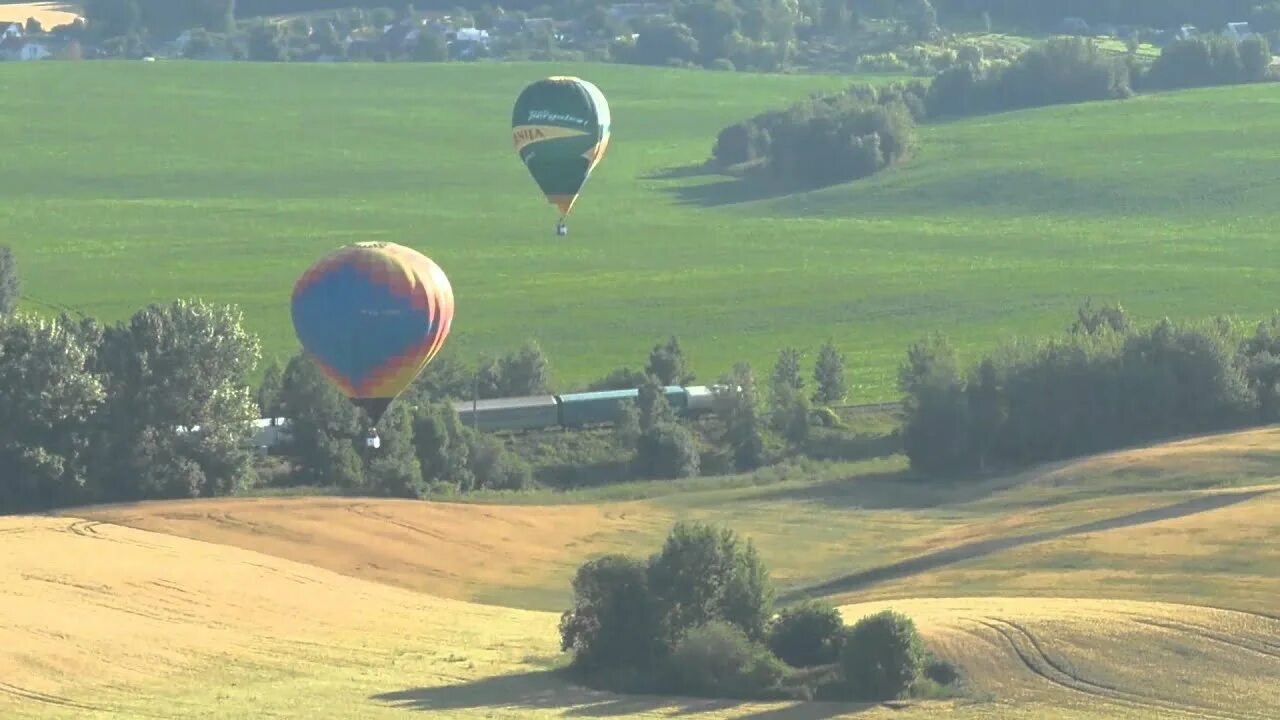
0,681 -> 111,714
1131,617 -> 1280,660
968,616 -> 1265,720
65,520 -> 170,551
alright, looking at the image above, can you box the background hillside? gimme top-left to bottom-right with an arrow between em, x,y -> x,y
3,62 -> 1280,397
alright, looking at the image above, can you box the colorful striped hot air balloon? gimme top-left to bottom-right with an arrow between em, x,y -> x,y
290,242 -> 454,427
511,76 -> 611,235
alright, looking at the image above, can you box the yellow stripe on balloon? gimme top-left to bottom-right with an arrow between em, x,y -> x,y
512,124 -> 591,154
583,133 -> 611,169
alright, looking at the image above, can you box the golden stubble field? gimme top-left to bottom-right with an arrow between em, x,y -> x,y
5,428 -> 1280,719
0,3 -> 79,28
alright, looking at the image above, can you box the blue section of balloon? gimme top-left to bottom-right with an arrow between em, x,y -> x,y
290,263 -> 430,389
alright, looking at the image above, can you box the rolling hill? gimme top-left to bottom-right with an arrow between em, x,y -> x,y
71,428 -> 1280,612
3,62 -> 1280,397
6,427 -> 1280,718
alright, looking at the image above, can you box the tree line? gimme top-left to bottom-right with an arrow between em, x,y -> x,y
2,245 -> 868,511
559,519 -> 962,701
713,32 -> 1273,191
931,0 -> 1270,31
0,299 -> 261,514
259,333 -> 853,496
899,301 -> 1280,476
144,0 -> 1280,40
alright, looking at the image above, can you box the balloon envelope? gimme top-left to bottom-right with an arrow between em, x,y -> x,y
511,76 -> 611,217
290,241 -> 454,423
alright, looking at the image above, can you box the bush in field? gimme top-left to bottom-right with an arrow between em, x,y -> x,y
667,621 -> 789,699
839,610 -> 926,701
768,600 -> 846,667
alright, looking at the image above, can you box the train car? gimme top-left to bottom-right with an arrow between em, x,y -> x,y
454,395 -> 560,432
664,385 -> 690,413
710,384 -> 743,415
556,386 -> 688,427
685,385 -> 715,414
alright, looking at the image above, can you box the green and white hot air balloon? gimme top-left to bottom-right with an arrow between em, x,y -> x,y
511,76 -> 611,235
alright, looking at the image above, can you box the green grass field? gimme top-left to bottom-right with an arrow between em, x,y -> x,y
4,62 -> 1280,399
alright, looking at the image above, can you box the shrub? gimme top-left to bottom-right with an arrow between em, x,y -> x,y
667,621 -> 789,699
927,37 -> 1130,119
839,610 -> 925,701
811,406 -> 842,428
767,97 -> 916,189
924,656 -> 959,685
768,600 -> 845,667
560,555 -> 667,679
648,521 -> 774,643
635,421 -> 701,479
413,401 -> 475,491
711,82 -> 923,189
467,434 -> 533,490
587,367 -> 649,391
770,383 -> 812,446
1143,35 -> 1271,91
0,245 -> 18,316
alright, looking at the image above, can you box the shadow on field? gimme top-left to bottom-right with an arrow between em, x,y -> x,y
642,163 -> 796,207
747,471 -> 1016,511
780,488 -> 1274,603
642,163 -> 718,180
371,671 -> 870,717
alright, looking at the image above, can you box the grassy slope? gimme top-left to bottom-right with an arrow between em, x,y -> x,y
74,427 -> 1280,614
77,430 -> 1280,613
9,428 -> 1280,719
4,63 -> 1280,397
0,61 -> 851,387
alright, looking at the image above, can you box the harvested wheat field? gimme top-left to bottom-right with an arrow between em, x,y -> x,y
6,514 -> 1280,719
1008,426 -> 1280,499
820,487 -> 1280,614
8,428 -> 1280,718
840,597 -> 1280,720
0,3 -> 79,28
70,496 -> 671,610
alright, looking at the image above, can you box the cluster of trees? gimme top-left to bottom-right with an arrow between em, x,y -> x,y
72,0 -> 1280,77
1142,34 -> 1274,90
84,0 -> 236,39
930,0 -> 1266,31
253,328 -> 854,493
899,301 -> 1280,476
712,81 -> 924,188
75,0 -> 956,71
559,519 -> 960,701
256,349 -> 538,497
609,0 -> 802,72
925,36 -> 1132,117
928,33 -> 1271,118
716,31 -> 1273,190
596,338 -> 849,480
0,295 -> 263,513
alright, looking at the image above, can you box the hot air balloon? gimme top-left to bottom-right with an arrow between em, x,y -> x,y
290,242 -> 454,445
511,76 -> 611,236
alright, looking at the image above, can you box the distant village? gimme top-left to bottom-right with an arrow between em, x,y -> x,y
0,7 -> 1269,64
0,4 -> 674,63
